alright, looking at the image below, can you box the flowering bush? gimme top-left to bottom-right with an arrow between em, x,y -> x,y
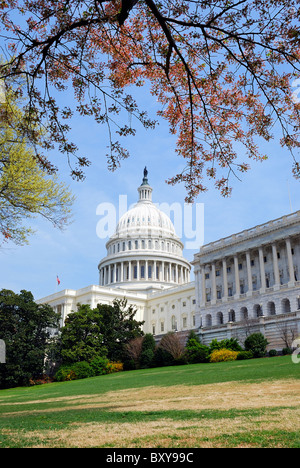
106,361 -> 123,373
210,348 -> 239,363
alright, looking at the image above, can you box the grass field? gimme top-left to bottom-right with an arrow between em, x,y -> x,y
0,356 -> 299,448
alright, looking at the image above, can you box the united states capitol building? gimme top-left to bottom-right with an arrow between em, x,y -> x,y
38,170 -> 300,351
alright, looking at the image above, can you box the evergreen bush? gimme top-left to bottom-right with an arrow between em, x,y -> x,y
244,333 -> 269,358
236,350 -> 253,360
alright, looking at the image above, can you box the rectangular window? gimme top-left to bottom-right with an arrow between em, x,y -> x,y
148,265 -> 152,278
141,265 -> 145,278
134,266 -> 137,279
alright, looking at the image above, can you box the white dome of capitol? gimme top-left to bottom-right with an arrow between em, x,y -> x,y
98,167 -> 191,292
115,200 -> 177,238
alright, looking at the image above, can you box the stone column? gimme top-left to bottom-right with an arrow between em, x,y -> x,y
246,251 -> 253,296
286,238 -> 295,286
258,247 -> 266,292
272,243 -> 280,290
145,260 -> 148,280
128,261 -> 132,281
200,265 -> 206,307
194,268 -> 200,306
108,264 -> 111,284
211,262 -> 217,303
176,264 -> 179,284
153,261 -> 157,280
234,255 -> 240,298
120,262 -> 124,282
222,259 -> 228,301
137,260 -> 140,280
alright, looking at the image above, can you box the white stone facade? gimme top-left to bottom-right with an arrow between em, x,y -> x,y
192,211 -> 300,350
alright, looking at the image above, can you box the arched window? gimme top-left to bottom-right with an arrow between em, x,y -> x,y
228,309 -> 235,322
205,314 -> 212,327
217,312 -> 224,325
281,298 -> 291,314
267,301 -> 276,316
240,307 -> 248,320
254,304 -> 263,317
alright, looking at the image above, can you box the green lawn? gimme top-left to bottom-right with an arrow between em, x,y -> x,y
0,356 -> 299,448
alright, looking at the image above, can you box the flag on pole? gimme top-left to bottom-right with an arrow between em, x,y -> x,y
56,275 -> 61,286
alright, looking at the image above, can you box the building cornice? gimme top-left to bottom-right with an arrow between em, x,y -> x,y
192,211 -> 300,264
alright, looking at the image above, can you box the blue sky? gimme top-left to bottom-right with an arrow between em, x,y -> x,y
0,86 -> 299,301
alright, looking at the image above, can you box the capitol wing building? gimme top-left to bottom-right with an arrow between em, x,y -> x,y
38,170 -> 300,350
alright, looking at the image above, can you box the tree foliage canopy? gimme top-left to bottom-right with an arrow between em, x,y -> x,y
60,298 -> 144,364
0,289 -> 60,388
1,0 -> 300,199
0,80 -> 74,245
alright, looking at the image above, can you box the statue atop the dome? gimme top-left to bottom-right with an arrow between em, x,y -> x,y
141,166 -> 149,185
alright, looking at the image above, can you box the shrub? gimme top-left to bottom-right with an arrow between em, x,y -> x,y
54,365 -> 77,382
282,347 -> 292,355
71,361 -> 94,379
184,339 -> 210,363
90,356 -> 110,375
142,334 -> 156,352
125,337 -> 144,369
140,349 -> 154,368
152,346 -> 175,367
210,348 -> 239,363
209,338 -> 243,354
269,349 -> 278,357
244,333 -> 269,358
236,350 -> 253,360
106,361 -> 123,373
123,358 -> 136,371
